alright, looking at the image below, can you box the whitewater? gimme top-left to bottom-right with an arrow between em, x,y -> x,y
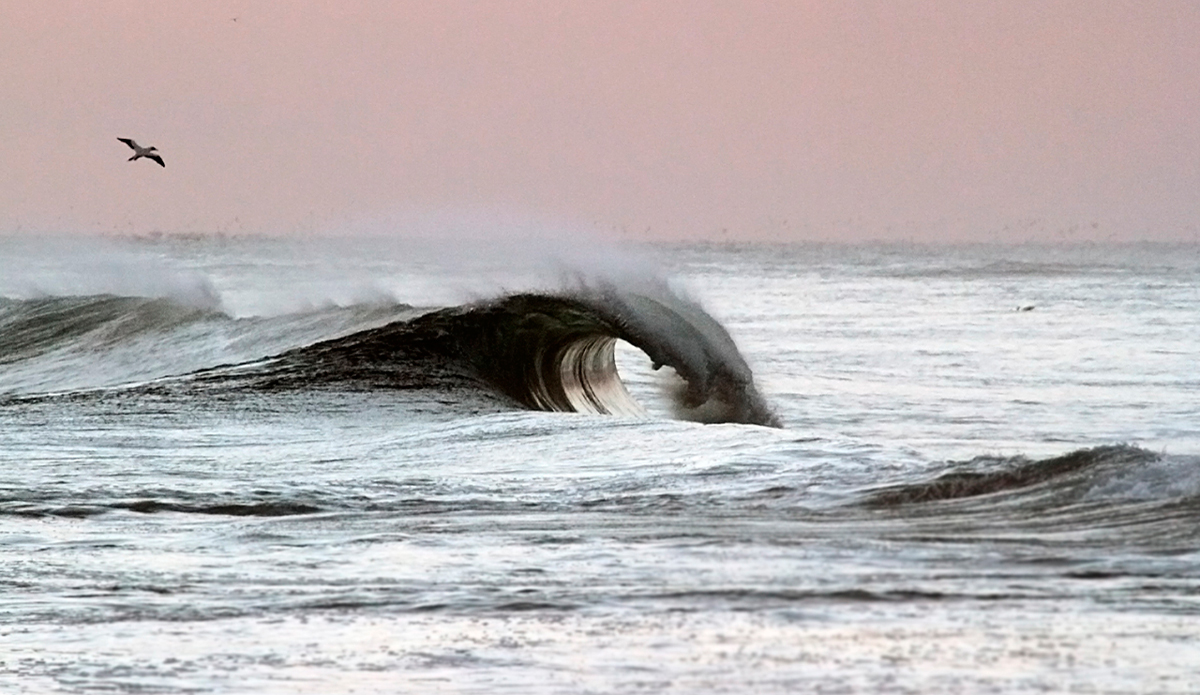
1,235 -> 1198,693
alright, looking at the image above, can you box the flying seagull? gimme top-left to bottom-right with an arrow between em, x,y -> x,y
117,138 -> 165,167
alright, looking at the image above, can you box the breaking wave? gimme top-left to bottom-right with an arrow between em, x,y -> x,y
232,283 -> 781,427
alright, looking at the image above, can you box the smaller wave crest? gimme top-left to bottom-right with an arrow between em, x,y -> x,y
0,295 -> 226,366
864,445 -> 1159,506
858,446 -> 1200,550
0,293 -> 418,397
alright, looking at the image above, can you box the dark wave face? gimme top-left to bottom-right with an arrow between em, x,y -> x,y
259,284 -> 781,427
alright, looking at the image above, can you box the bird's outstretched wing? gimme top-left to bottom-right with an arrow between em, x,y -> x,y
118,138 -> 138,150
146,153 -> 165,167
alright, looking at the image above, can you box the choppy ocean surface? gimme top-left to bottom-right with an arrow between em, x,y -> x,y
1,235 -> 1198,693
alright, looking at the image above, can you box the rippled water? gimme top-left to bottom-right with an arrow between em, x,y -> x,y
2,237 -> 1198,693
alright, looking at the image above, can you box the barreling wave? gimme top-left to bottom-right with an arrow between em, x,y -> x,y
238,283 -> 781,427
2,283 -> 780,427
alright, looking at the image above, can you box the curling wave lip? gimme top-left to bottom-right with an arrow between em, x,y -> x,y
255,286 -> 781,427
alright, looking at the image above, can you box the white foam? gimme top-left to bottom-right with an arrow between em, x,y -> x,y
1083,453 -> 1200,502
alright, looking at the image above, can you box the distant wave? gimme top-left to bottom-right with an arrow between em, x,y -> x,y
0,284 -> 780,427
884,260 -> 1097,279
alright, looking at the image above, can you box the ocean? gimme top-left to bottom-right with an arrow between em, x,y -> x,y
1,235 -> 1198,693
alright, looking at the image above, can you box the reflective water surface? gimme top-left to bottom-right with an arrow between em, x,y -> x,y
2,238 -> 1198,693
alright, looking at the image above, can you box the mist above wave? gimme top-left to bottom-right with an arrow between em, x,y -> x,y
0,235 -> 221,310
0,219 -> 679,319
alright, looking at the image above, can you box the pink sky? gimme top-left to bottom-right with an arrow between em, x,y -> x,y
2,1 -> 1198,242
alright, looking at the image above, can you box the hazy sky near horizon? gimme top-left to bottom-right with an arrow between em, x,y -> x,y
3,1 -> 1198,242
